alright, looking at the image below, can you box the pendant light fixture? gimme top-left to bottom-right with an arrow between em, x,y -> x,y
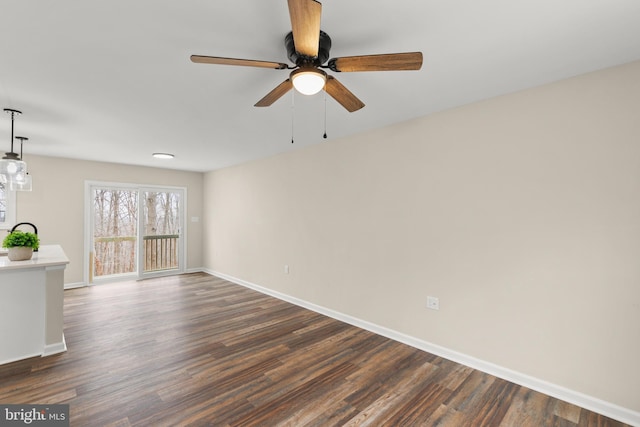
8,136 -> 32,191
0,109 -> 28,186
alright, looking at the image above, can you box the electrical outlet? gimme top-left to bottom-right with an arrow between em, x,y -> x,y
284,265 -> 289,274
427,296 -> 439,310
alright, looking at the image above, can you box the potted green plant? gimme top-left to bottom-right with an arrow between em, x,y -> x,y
2,230 -> 40,261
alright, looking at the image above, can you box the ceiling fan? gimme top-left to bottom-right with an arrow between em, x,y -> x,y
190,0 -> 423,113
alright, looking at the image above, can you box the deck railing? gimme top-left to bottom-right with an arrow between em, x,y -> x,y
93,234 -> 179,276
143,234 -> 179,272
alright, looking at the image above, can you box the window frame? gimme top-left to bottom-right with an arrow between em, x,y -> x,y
0,184 -> 16,230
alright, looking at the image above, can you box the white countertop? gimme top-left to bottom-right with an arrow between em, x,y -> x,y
0,245 -> 69,271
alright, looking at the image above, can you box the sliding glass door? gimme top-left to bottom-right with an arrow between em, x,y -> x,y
87,182 -> 185,283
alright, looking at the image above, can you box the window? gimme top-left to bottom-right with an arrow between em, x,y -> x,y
0,183 -> 16,230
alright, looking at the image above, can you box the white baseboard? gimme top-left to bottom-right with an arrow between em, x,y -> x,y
207,269 -> 640,427
42,336 -> 67,357
64,281 -> 86,290
1,352 -> 42,366
0,337 -> 67,366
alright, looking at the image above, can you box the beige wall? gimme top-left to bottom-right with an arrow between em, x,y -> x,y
14,155 -> 204,284
203,61 -> 640,412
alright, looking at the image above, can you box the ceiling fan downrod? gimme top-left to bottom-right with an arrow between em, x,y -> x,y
285,30 -> 332,67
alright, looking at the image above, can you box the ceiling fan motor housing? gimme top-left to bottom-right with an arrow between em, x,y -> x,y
285,30 -> 332,67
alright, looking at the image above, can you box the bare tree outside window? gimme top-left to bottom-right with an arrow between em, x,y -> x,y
0,183 -> 16,228
93,189 -> 138,277
0,184 -> 6,224
93,188 -> 181,278
143,191 -> 180,272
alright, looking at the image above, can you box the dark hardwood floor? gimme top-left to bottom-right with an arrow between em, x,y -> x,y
0,272 -> 630,426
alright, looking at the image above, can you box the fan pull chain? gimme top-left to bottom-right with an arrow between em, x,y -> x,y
323,93 -> 328,139
291,91 -> 295,144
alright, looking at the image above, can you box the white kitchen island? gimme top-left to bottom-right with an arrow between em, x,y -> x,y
0,245 -> 69,365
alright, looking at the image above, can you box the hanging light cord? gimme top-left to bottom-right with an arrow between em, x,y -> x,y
3,108 -> 22,159
9,111 -> 15,153
16,136 -> 28,159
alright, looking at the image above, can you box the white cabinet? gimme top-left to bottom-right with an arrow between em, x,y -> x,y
0,245 -> 69,365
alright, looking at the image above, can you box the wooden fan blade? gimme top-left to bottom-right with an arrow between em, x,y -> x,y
328,52 -> 423,72
255,79 -> 294,107
191,55 -> 288,70
324,76 -> 365,112
288,0 -> 322,57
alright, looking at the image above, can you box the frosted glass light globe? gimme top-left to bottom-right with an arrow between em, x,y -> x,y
291,68 -> 327,95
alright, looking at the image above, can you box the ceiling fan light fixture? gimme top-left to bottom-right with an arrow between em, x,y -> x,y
290,67 -> 327,95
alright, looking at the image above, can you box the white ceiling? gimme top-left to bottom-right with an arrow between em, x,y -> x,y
1,0 -> 639,172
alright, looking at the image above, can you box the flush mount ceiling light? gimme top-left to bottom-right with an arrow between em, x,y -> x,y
0,109 -> 28,186
290,67 -> 327,95
152,152 -> 174,159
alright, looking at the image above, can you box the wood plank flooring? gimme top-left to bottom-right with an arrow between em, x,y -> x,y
0,272 -> 631,426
